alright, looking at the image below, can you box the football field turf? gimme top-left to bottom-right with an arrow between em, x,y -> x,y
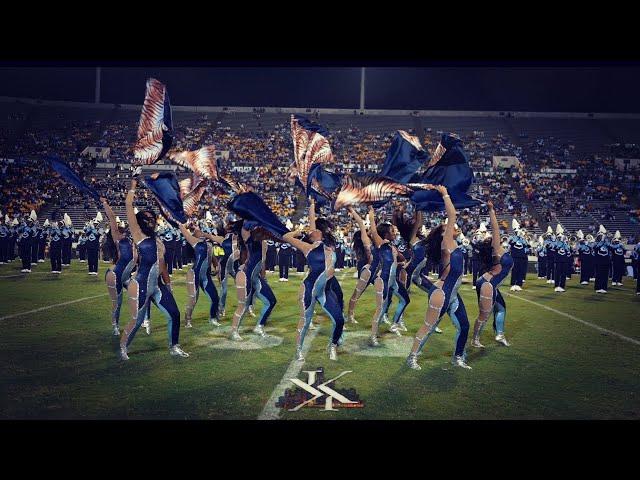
1,261 -> 639,420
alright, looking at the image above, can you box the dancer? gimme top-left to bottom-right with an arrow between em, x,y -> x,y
406,185 -> 471,370
178,221 -> 222,328
120,174 -> 188,360
283,223 -> 345,362
470,200 -> 514,349
229,223 -> 277,340
346,207 -> 373,324
368,205 -> 408,347
101,197 -> 137,336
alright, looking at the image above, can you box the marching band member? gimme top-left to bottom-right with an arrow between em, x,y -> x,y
471,200 -> 514,349
84,220 -> 102,275
160,221 -> 177,276
509,219 -> 527,292
593,226 -> 611,294
545,228 -> 556,285
535,235 -> 547,279
406,185 -> 470,370
48,221 -> 63,274
610,231 -> 626,286
471,222 -> 487,289
101,197 -> 137,336
632,241 -> 640,295
77,230 -> 87,262
0,215 -> 8,264
577,231 -> 594,285
277,241 -> 292,281
120,174 -> 188,361
553,225 -> 571,293
179,221 -> 222,328
8,218 -> 18,263
17,217 -> 34,273
37,223 -> 47,263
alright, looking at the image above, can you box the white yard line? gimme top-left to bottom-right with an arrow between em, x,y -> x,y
503,292 -> 640,347
0,294 -> 109,321
257,328 -> 320,420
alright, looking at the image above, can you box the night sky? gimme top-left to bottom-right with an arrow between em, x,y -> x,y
1,66 -> 639,113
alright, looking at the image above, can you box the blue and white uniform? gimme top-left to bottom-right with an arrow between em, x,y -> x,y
123,238 -> 180,350
415,245 -> 469,360
593,239 -> 611,292
475,251 -> 514,338
106,234 -> 136,328
298,240 -> 345,348
186,239 -> 220,323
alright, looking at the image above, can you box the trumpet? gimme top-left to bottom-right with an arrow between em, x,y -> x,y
568,234 -> 577,243
500,234 -> 509,243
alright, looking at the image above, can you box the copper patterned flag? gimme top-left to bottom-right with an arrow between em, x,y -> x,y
133,78 -> 173,165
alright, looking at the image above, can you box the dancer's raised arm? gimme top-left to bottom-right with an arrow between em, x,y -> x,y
308,197 -> 316,231
100,197 -> 121,242
487,200 -> 504,257
283,230 -> 314,256
410,210 -> 424,245
348,207 -> 372,249
178,222 -> 200,247
125,173 -> 144,243
368,206 -> 384,247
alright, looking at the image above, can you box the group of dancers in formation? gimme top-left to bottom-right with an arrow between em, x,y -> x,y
2,168 -> 525,370
2,77 -> 639,373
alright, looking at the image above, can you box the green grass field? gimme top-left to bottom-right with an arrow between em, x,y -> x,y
1,260 -> 639,420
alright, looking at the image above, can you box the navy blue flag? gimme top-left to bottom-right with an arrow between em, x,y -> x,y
47,156 -> 101,202
410,133 -> 480,212
142,173 -> 187,226
306,164 -> 343,207
380,131 -> 430,183
227,191 -> 290,240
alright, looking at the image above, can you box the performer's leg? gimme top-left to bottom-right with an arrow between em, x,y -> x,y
370,276 -> 386,341
105,269 -> 121,327
152,284 -> 182,348
326,276 -> 344,313
391,281 -> 410,324
472,280 -> 495,346
409,287 -> 445,355
448,294 -> 470,360
295,280 -> 315,352
493,290 -> 507,335
184,268 -> 198,326
230,271 -> 248,334
203,274 -> 220,321
254,277 -> 276,326
121,279 -> 149,352
348,266 -> 370,321
320,287 -> 345,349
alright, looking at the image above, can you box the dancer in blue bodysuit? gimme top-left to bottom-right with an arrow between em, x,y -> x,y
346,208 -> 373,325
229,223 -> 277,341
283,198 -> 345,362
119,173 -> 188,361
368,205 -> 408,347
101,197 -> 137,337
179,221 -> 223,328
406,185 -> 471,370
471,200 -> 514,349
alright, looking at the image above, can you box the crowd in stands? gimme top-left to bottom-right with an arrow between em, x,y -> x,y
1,108 -> 639,244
